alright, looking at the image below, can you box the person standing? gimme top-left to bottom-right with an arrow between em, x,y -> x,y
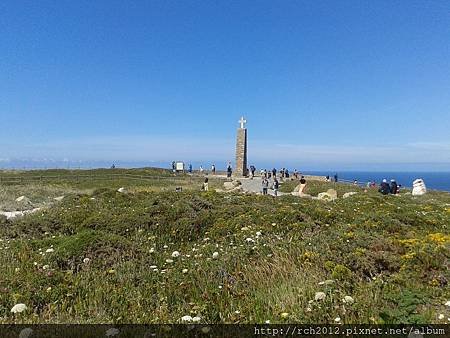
211,164 -> 216,175
334,173 -> 338,183
299,176 -> 307,194
250,165 -> 256,179
199,165 -> 204,174
203,177 -> 209,191
272,168 -> 277,178
188,163 -> 192,173
262,177 -> 269,195
272,177 -> 279,197
227,162 -> 232,179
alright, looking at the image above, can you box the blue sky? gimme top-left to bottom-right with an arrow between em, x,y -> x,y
1,0 -> 449,170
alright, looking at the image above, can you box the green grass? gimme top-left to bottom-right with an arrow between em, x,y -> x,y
0,169 -> 449,324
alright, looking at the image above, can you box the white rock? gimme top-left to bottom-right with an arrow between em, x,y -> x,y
11,303 -> 27,313
343,296 -> 354,304
343,192 -> 358,199
412,179 -> 427,196
317,189 -> 338,201
314,292 -> 326,301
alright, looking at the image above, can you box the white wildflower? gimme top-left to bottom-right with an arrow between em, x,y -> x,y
445,300 -> 450,307
182,269 -> 188,274
212,252 -> 219,259
314,292 -> 326,301
171,251 -> 180,258
181,315 -> 193,322
438,314 -> 445,320
265,320 -> 271,324
343,296 -> 354,304
192,316 -> 201,322
245,237 -> 255,243
83,258 -> 90,264
335,316 -> 341,323
45,248 -> 54,253
11,303 -> 27,313
42,265 -> 50,270
149,265 -> 157,269
165,259 -> 173,263
256,231 -> 262,237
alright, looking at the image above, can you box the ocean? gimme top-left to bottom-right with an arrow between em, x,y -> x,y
302,171 -> 450,192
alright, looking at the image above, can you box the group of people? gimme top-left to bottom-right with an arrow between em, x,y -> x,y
378,179 -> 400,195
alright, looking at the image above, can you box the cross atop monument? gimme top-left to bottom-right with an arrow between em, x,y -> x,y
238,116 -> 247,129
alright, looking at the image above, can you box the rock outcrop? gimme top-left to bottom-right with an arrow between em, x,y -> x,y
317,189 -> 338,201
343,192 -> 358,199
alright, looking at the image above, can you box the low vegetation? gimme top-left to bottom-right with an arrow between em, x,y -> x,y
0,169 -> 449,324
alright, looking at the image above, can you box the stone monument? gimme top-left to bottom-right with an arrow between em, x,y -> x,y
235,116 -> 248,177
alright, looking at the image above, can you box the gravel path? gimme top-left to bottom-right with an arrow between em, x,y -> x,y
239,177 -> 288,196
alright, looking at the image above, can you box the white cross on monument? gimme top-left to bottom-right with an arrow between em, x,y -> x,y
238,116 -> 247,129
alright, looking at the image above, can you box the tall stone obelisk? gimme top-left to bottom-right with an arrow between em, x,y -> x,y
235,116 -> 248,177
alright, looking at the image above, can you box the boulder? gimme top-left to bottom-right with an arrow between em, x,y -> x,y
223,180 -> 241,190
291,192 -> 312,198
412,179 -> 427,196
343,192 -> 358,199
317,189 -> 338,201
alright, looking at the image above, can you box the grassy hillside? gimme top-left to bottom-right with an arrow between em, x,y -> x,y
0,170 -> 449,324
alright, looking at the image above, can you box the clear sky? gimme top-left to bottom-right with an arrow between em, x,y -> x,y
1,0 -> 449,170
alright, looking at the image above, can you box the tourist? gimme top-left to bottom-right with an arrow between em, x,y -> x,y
294,169 -> 298,179
390,179 -> 398,194
285,169 -> 289,178
299,176 -> 307,194
334,173 -> 338,182
272,177 -> 279,197
211,164 -> 216,175
250,165 -> 256,178
272,168 -> 277,177
379,179 -> 390,195
353,180 -> 358,185
203,177 -> 209,191
227,162 -> 232,179
326,175 -> 330,182
188,163 -> 192,173
172,161 -> 176,172
262,177 -> 269,195
199,165 -> 204,173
